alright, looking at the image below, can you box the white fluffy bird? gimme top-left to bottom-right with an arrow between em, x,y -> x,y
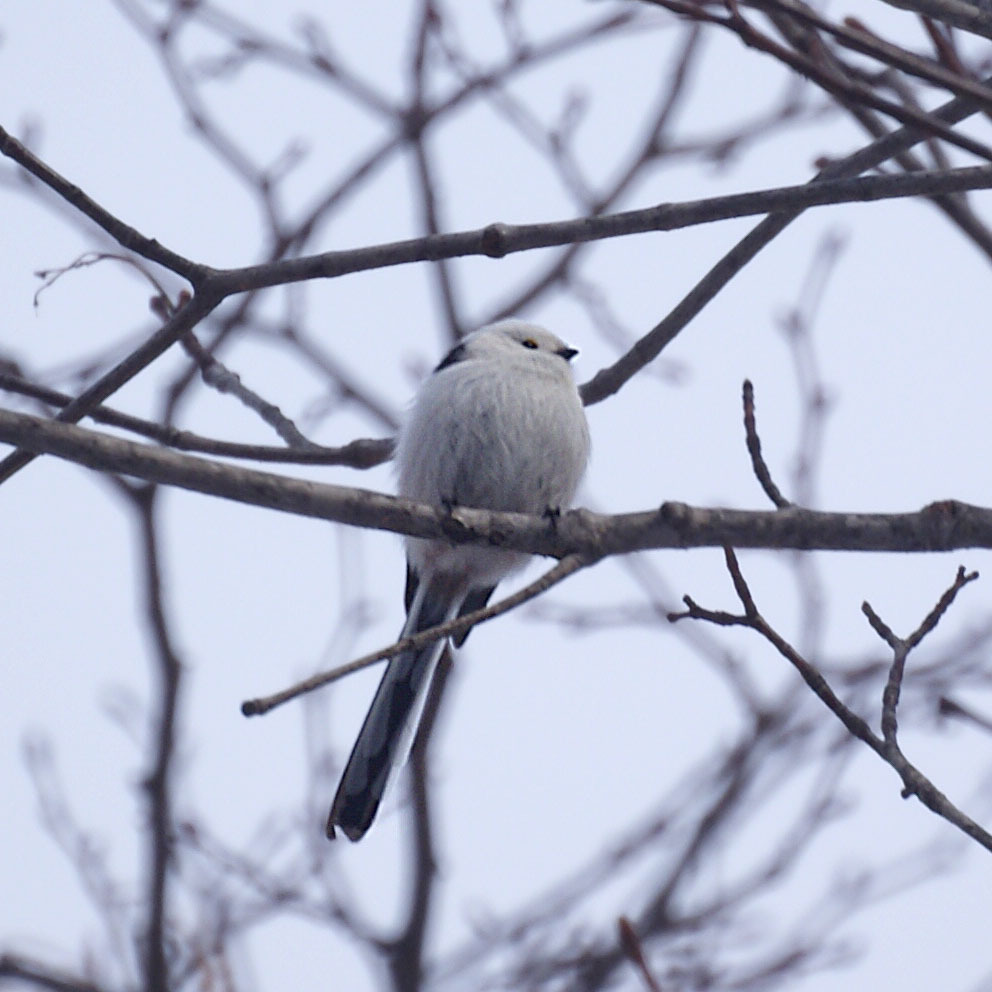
327,320 -> 590,841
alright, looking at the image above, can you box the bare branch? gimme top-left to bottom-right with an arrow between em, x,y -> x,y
241,554 -> 588,716
581,58 -> 992,403
7,112 -> 992,445
939,695 -> 992,734
129,486 -> 183,992
8,408 -> 992,557
752,0 -> 992,109
0,126 -> 204,282
0,372 -> 392,465
178,327 -> 322,452
21,738 -> 136,978
0,291 -> 221,484
672,549 -> 992,852
0,955 -> 110,992
10,408 -> 992,559
618,917 -> 664,992
649,0 -> 992,159
864,565 -> 979,744
742,379 -> 792,508
221,164 -> 992,296
874,0 -> 992,40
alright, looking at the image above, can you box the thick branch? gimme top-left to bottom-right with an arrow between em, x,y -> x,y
213,165 -> 992,294
4,409 -> 992,555
5,123 -> 990,294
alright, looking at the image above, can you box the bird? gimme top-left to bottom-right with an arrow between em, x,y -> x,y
326,319 -> 590,841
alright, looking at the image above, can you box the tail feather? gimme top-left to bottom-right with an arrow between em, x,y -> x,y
327,578 -> 456,841
452,584 -> 496,647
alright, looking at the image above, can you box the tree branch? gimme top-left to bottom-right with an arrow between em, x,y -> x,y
208,164 -> 992,297
130,486 -> 182,992
0,126 -> 205,283
5,409 -> 992,556
582,53 -> 992,403
742,379 -> 792,508
0,368 -> 393,468
874,0 -> 992,40
0,955 -> 109,992
671,549 -> 992,852
0,290 -> 221,483
241,554 -> 588,715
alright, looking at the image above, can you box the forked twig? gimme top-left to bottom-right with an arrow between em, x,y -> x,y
670,549 -> 992,851
864,565 -> 978,746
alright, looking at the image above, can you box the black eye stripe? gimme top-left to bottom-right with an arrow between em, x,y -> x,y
521,338 -> 539,349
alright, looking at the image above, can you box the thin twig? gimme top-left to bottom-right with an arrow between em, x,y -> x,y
756,0 -> 992,113
866,565 -> 979,746
0,127 -> 204,282
179,329 -> 321,451
618,917 -> 663,992
875,0 -> 992,41
23,261 -> 387,465
150,290 -> 326,452
129,486 -> 182,992
742,380 -> 791,508
0,290 -> 221,484
651,0 -> 992,160
241,554 -> 588,716
939,696 -> 992,734
671,549 -> 992,852
0,372 -> 392,464
0,955 -> 108,992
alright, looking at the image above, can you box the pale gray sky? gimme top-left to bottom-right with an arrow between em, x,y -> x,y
3,3 -> 992,990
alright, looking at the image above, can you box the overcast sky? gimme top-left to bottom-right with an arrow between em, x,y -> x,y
4,3 -> 992,990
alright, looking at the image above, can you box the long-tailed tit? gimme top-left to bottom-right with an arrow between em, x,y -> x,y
327,320 -> 590,841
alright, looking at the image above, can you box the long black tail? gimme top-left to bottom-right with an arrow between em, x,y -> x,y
326,580 -> 455,841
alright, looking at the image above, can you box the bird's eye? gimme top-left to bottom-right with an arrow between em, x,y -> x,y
521,338 -> 539,350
